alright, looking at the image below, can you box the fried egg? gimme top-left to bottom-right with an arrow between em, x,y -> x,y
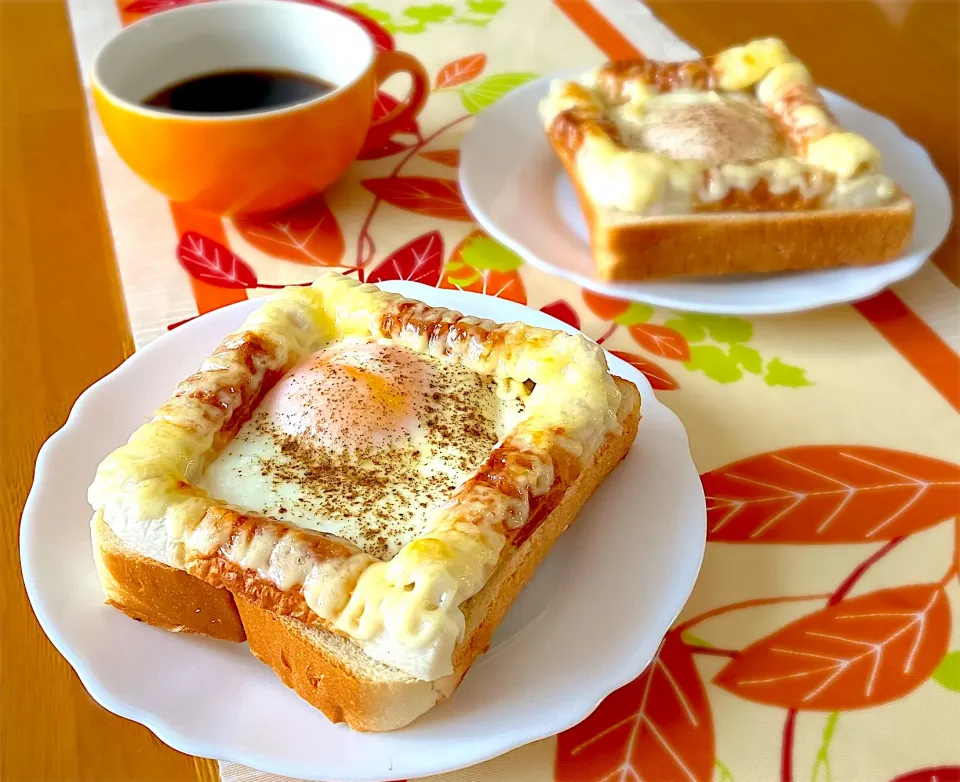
198,340 -> 525,560
618,90 -> 786,166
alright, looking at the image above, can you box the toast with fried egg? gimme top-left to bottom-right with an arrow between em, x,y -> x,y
88,274 -> 640,730
540,38 -> 915,281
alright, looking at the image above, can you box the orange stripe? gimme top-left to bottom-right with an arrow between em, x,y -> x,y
169,202 -> 249,315
554,0 -> 641,59
554,0 -> 960,411
853,291 -> 960,413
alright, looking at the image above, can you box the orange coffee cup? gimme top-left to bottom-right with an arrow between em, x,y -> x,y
91,0 -> 428,215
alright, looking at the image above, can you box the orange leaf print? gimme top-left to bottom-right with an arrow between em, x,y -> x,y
715,584 -> 951,710
440,268 -> 526,304
583,289 -> 630,320
367,231 -> 443,286
703,446 -> 960,542
233,195 -> 344,266
481,270 -> 526,303
611,350 -> 680,391
435,54 -> 486,89
629,323 -> 691,361
556,631 -> 714,782
361,177 -> 473,221
419,149 -> 460,168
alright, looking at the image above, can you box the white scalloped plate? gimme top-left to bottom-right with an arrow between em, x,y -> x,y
21,283 -> 705,782
459,71 -> 953,314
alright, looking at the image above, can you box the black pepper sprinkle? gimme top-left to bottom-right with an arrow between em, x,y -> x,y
226,345 -> 526,561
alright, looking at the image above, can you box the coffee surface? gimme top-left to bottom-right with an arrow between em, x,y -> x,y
143,69 -> 334,114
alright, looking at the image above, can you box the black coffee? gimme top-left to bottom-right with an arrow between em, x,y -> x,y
143,69 -> 335,114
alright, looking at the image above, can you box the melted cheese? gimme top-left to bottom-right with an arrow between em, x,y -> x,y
712,37 -> 793,91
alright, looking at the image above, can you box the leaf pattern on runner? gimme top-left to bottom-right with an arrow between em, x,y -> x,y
556,631 -> 715,782
177,232 -> 257,289
583,293 -> 811,386
540,300 -> 581,329
610,350 -> 680,391
367,231 -> 444,286
418,149 -> 460,167
703,446 -> 960,542
459,72 -> 538,113
357,139 -> 410,161
440,229 -> 526,303
715,584 -> 951,710
435,53 -> 486,88
233,195 -> 345,265
361,177 -> 473,221
629,323 -> 691,361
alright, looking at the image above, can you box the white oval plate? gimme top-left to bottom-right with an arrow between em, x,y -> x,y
460,71 -> 953,315
21,283 -> 705,782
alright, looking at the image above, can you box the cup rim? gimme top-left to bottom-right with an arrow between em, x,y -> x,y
90,0 -> 377,123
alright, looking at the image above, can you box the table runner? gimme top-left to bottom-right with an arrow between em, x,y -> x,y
64,1 -> 960,780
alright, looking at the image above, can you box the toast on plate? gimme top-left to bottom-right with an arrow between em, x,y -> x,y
88,273 -> 640,731
539,38 -> 915,281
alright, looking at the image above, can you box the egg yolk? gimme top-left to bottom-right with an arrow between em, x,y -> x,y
258,342 -> 430,453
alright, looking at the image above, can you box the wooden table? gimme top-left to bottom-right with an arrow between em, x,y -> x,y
2,1 -> 956,779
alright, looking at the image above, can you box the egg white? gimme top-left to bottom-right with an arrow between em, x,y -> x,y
198,342 -> 525,560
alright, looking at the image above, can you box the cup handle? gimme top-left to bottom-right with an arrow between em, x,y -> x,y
366,50 -> 430,148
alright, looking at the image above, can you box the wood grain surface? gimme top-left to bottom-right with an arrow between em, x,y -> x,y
1,1 -> 956,780
1,1 -> 214,780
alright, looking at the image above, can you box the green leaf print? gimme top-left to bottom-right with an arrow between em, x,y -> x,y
351,0 -> 504,35
664,317 -> 706,343
811,712 -> 839,782
933,651 -> 960,692
657,312 -> 812,387
728,343 -> 763,374
614,302 -> 654,326
680,631 -> 714,648
715,758 -> 736,782
678,312 -> 753,344
459,72 -> 538,113
686,344 -> 743,384
593,301 -> 812,388
459,235 -> 523,271
403,3 -> 454,24
764,357 -> 813,388
466,0 -> 504,13
453,16 -> 491,26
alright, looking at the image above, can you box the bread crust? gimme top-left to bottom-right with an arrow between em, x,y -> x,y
91,511 -> 245,642
90,379 -> 640,730
553,134 -> 915,282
